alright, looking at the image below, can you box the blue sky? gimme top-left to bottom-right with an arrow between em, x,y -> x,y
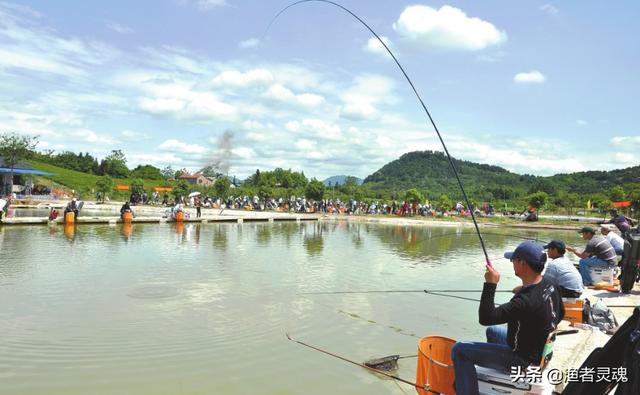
0,0 -> 638,179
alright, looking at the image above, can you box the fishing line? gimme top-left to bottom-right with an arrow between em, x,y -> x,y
266,0 -> 492,267
300,289 -> 512,295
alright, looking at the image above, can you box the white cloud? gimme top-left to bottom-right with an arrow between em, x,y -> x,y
70,129 -> 116,144
393,5 -> 507,51
239,38 -> 260,49
540,4 -> 559,15
577,119 -> 588,126
242,120 -> 264,130
363,36 -> 392,56
184,93 -> 237,119
179,0 -> 228,11
298,119 -> 342,140
121,130 -> 151,141
105,20 -> 134,34
211,69 -> 274,87
514,70 -> 546,83
158,139 -> 207,154
139,98 -> 186,114
610,136 -> 640,146
246,132 -> 266,142
264,84 -> 325,107
285,120 -> 300,132
296,93 -> 324,106
294,139 -> 316,150
197,0 -> 228,9
232,147 -> 256,159
340,74 -> 395,121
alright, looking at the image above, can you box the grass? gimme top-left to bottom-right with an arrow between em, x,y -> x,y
28,160 -> 171,199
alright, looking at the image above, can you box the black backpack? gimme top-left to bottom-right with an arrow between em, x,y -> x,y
563,307 -> 640,394
620,231 -> 640,294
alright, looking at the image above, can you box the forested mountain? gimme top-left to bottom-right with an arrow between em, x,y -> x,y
363,150 -> 640,203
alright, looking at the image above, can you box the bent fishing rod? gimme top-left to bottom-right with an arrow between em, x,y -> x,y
267,0 -> 492,268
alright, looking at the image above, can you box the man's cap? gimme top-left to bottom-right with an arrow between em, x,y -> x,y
578,226 -> 596,234
504,241 -> 547,267
544,240 -> 566,252
72,198 -> 77,201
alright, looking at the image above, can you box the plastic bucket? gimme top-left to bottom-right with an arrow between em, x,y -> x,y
122,212 -> 133,223
175,211 -> 184,222
64,212 -> 75,224
416,336 -> 456,395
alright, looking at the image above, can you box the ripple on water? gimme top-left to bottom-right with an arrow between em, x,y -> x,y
126,284 -> 179,300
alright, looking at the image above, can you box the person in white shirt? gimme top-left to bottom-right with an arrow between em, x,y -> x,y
541,240 -> 584,297
600,224 -> 624,255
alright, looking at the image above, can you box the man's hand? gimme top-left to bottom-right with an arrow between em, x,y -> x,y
485,264 -> 501,284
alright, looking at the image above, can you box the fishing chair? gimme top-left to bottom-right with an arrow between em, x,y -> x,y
416,336 -> 456,395
475,330 -> 558,394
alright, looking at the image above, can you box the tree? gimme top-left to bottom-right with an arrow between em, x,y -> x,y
305,178 -> 325,201
172,180 -> 190,200
436,194 -> 453,211
99,150 -> 129,178
161,166 -> 175,180
404,188 -> 424,204
527,191 -> 549,213
527,178 -> 557,195
214,177 -> 231,199
609,186 -> 626,202
0,133 -> 38,194
130,178 -> 144,195
95,176 -> 114,203
200,165 -> 222,179
130,165 -> 163,180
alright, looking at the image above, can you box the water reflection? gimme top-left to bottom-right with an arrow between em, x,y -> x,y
369,225 -> 547,264
256,224 -> 272,245
212,225 -> 227,251
303,222 -> 324,256
120,223 -> 133,240
64,224 -> 76,241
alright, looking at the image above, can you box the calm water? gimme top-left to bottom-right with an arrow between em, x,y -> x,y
0,221 -> 583,395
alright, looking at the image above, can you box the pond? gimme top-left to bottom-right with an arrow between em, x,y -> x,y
0,221 -> 584,395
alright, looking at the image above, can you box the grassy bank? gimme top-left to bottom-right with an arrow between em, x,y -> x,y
28,160 -> 169,199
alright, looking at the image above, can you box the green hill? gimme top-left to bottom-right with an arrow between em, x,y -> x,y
363,151 -> 534,199
28,160 -> 169,197
363,150 -> 640,203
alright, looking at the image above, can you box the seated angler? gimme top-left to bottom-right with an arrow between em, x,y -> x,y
451,241 -> 564,395
64,198 -> 79,219
120,201 -> 133,219
567,226 -> 617,286
600,225 -> 625,255
541,240 -> 584,298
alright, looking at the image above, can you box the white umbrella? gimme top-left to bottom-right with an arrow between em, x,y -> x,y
188,191 -> 201,198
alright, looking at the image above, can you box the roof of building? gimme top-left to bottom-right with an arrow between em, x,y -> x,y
178,172 -> 202,179
0,159 -> 53,176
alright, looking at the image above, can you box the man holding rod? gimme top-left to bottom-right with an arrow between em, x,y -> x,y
451,241 -> 564,394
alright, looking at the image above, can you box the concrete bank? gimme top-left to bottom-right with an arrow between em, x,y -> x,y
548,283 -> 639,393
2,203 -> 322,225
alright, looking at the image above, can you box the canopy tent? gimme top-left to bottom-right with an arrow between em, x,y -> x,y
0,168 -> 53,176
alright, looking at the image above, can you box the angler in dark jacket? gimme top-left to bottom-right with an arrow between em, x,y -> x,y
451,241 -> 564,395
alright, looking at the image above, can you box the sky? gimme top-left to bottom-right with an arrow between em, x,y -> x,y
0,0 -> 638,180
